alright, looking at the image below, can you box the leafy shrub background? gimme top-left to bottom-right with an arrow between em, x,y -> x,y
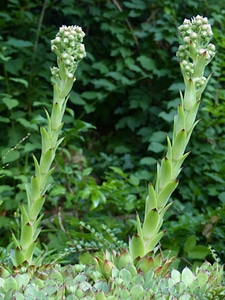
0,0 -> 225,266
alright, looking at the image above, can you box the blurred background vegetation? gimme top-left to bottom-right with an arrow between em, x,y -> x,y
0,0 -> 225,268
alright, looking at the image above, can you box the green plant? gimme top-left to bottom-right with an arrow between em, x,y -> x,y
128,15 -> 216,259
9,25 -> 86,267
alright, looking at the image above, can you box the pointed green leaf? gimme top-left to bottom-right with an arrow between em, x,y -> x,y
136,213 -> 143,239
157,180 -> 178,211
25,182 -> 31,209
40,148 -> 53,175
185,100 -> 200,132
155,161 -> 160,194
32,214 -> 44,236
95,292 -> 106,300
31,175 -> 40,203
159,157 -> 172,189
183,78 -> 196,111
44,108 -> 52,135
157,202 -> 174,231
51,102 -> 62,130
186,119 -> 200,146
171,269 -> 181,284
13,248 -> 25,267
29,196 -> 45,222
20,203 -> 29,226
54,136 -> 64,150
33,154 -> 41,181
175,104 -> 185,135
40,126 -> 51,153
181,267 -> 195,286
172,129 -> 186,161
11,231 -> 21,249
39,167 -> 55,192
172,152 -> 190,178
166,134 -> 172,161
129,234 -> 145,259
145,230 -> 165,253
24,241 -> 37,263
51,122 -> 64,146
21,223 -> 33,250
145,182 -> 157,213
159,201 -> 174,218
143,209 -> 160,240
136,255 -> 155,273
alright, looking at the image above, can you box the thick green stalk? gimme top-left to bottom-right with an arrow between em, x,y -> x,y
129,15 -> 216,259
11,25 -> 86,267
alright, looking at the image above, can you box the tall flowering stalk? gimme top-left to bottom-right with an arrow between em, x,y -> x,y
129,16 -> 216,259
11,25 -> 86,267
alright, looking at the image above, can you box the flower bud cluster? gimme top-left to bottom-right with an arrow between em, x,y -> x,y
176,15 -> 215,67
181,60 -> 194,77
195,76 -> 206,89
51,25 -> 86,78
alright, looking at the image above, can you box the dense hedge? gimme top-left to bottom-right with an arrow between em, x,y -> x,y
0,0 -> 225,265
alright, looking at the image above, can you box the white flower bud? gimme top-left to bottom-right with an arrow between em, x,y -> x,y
62,52 -> 68,59
201,31 -> 208,38
79,44 -> 85,52
183,19 -> 191,25
190,32 -> 198,40
64,31 -> 70,37
183,36 -> 190,44
63,38 -> 69,44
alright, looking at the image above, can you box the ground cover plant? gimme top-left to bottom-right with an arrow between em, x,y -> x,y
0,10 -> 224,299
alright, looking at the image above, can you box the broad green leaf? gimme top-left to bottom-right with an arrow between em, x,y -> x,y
140,157 -> 156,165
92,61 -> 109,73
137,55 -> 156,70
109,166 -> 128,179
70,92 -> 86,105
148,141 -> 165,153
92,79 -> 116,91
129,174 -> 139,186
2,96 -> 19,109
184,235 -> 196,253
0,185 -> 12,193
188,245 -> 210,259
2,149 -> 20,163
0,116 -> 10,123
10,77 -> 28,87
6,38 -> 33,47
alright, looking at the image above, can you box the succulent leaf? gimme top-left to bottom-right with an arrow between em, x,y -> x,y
129,234 -> 145,259
157,180 -> 178,211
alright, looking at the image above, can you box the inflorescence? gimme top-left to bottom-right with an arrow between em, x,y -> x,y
176,15 -> 216,81
51,25 -> 86,79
